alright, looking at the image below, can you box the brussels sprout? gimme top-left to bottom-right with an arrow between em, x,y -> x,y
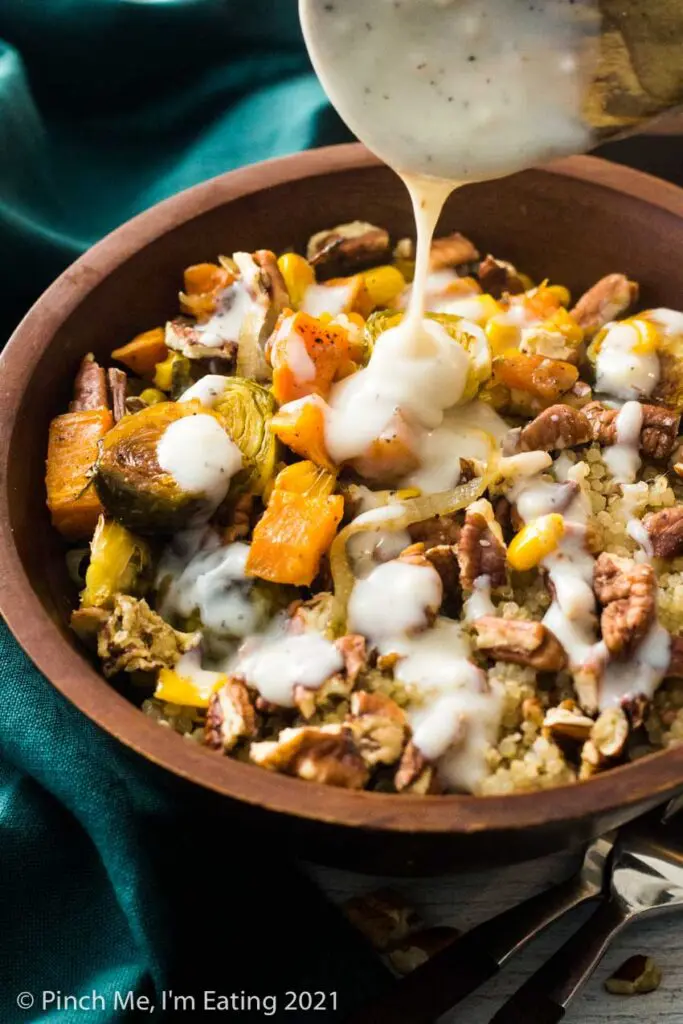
364,310 -> 491,401
80,516 -> 152,608
94,402 -> 227,533
213,378 -> 280,496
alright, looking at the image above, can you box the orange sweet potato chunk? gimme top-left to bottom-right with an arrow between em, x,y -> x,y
46,408 -> 113,540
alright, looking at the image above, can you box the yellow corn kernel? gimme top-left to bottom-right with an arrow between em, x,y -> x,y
476,294 -> 504,324
508,513 -> 565,572
629,317 -> 660,355
154,667 -> 225,708
546,284 -> 571,308
486,319 -> 520,356
140,387 -> 166,405
153,352 -> 178,392
362,265 -> 406,310
277,253 -> 316,309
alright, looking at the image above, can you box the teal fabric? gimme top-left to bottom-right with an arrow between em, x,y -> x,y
0,4 -> 388,1022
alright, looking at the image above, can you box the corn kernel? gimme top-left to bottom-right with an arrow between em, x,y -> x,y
153,352 -> 177,392
155,667 -> 224,708
277,252 -> 316,309
362,265 -> 406,309
508,513 -> 566,571
546,284 -> 571,308
140,388 -> 166,405
486,319 -> 520,355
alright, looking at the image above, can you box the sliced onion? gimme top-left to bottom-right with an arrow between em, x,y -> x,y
330,474 -> 489,628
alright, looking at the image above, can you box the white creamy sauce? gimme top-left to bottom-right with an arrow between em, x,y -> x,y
157,532 -> 262,639
348,560 -> 443,639
301,282 -> 354,318
346,505 -> 411,579
595,322 -> 660,399
197,280 -> 255,347
300,0 -> 597,183
235,631 -> 344,708
645,308 -> 683,337
156,414 -> 242,508
602,400 -> 643,484
627,517 -> 654,558
463,575 -> 495,622
600,622 -> 671,709
284,330 -> 317,383
178,375 -> 230,407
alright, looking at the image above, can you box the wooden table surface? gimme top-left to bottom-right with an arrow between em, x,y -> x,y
309,851 -> 683,1023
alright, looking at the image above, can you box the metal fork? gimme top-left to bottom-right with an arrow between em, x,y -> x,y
491,810 -> 683,1024
346,832 -> 616,1024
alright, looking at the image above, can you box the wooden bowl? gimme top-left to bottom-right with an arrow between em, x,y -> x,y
3,144 -> 683,875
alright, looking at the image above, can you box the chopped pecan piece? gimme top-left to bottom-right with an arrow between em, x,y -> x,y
205,677 -> 257,752
580,705 -> 630,779
250,725 -> 369,789
516,404 -> 592,453
429,231 -> 479,271
667,634 -> 683,678
408,512 -> 461,549
605,955 -> 662,996
473,617 -> 567,672
342,888 -> 423,952
594,553 -> 656,655
457,501 -> 507,592
570,274 -> 638,337
165,316 -> 237,363
96,595 -> 200,678
222,493 -> 254,543
583,401 -> 680,461
542,703 -> 595,744
424,544 -> 460,599
295,633 -> 367,719
395,742 -> 441,794
251,248 -> 289,309
337,634 -> 368,687
347,691 -> 408,768
642,506 -> 683,559
307,221 -> 390,278
388,926 -> 460,975
477,254 -> 525,298
70,354 -> 109,412
106,367 -> 127,423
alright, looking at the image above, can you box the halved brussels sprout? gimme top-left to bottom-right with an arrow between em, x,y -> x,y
364,310 -> 491,401
213,378 -> 280,496
94,402 -> 225,533
81,516 -> 151,608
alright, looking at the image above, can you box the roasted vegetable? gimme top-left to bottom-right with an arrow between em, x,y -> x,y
306,221 -> 390,279
213,378 -> 279,497
153,351 -> 193,398
93,401 -> 228,533
488,350 -> 579,415
270,396 -> 336,472
94,594 -> 200,677
273,460 -> 337,499
365,310 -> 491,401
350,412 -> 420,486
80,516 -> 151,608
233,250 -> 288,381
269,311 -> 352,404
246,464 -> 344,586
112,328 -> 168,380
179,262 -> 233,320
71,355 -> 109,412
46,408 -> 114,540
277,252 -> 316,309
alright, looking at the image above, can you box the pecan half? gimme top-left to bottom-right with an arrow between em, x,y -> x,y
250,725 -> 369,789
583,401 -> 680,461
394,742 -> 441,794
408,512 -> 461,549
347,691 -> 408,768
428,231 -> 479,271
473,617 -> 567,672
516,404 -> 592,453
457,501 -> 507,592
343,888 -> 423,952
337,633 -> 368,687
205,677 -> 257,752
388,926 -> 460,975
643,506 -> 683,559
579,706 -> 629,779
106,367 -> 127,423
605,955 -> 662,996
307,221 -> 390,278
594,553 -> 656,655
70,354 -> 109,412
477,254 -> 525,298
570,273 -> 638,337
542,703 -> 595,744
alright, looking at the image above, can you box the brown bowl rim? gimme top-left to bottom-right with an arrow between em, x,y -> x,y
3,142 -> 683,834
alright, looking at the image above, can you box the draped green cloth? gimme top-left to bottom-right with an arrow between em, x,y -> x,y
0,3 -> 389,1021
